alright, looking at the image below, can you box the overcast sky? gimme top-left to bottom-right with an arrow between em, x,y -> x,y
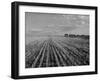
25,12 -> 89,36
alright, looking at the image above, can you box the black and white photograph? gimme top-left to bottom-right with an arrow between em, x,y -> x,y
25,12 -> 90,68
11,1 -> 97,79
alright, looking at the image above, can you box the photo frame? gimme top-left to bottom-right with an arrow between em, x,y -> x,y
11,1 -> 98,79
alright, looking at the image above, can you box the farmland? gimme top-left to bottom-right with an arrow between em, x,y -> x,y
25,36 -> 89,68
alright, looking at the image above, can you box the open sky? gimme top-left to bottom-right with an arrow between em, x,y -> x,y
25,12 -> 89,36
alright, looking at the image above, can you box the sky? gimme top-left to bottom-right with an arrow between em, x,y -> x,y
25,12 -> 89,36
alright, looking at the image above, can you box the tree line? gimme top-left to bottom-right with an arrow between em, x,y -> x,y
64,34 -> 89,39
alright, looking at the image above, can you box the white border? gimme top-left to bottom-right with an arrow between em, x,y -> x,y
19,5 -> 95,76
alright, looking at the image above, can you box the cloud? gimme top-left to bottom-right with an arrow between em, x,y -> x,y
26,12 -> 89,35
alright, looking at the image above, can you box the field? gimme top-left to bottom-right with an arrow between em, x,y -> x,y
25,36 -> 89,68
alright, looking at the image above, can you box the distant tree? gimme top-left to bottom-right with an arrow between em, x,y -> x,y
64,34 -> 68,37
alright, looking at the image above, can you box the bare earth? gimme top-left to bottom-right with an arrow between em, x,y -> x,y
25,36 -> 89,68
